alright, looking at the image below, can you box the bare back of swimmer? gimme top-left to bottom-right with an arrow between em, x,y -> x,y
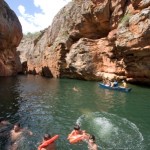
8,123 -> 32,150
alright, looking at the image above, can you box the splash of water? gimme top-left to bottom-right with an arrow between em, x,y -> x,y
76,112 -> 144,149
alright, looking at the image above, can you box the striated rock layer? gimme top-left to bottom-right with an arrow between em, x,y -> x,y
0,0 -> 23,76
18,0 -> 150,85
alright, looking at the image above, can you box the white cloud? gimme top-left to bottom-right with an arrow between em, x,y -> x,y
18,0 -> 71,34
18,5 -> 25,15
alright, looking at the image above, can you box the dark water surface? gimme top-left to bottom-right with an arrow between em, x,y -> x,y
0,75 -> 150,150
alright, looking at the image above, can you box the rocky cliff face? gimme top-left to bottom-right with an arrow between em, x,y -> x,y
18,0 -> 150,84
0,0 -> 22,76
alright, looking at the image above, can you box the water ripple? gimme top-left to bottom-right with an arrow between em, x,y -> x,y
77,112 -> 144,150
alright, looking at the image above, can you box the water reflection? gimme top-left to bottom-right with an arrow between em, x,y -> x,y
0,77 -> 21,122
95,87 -> 127,112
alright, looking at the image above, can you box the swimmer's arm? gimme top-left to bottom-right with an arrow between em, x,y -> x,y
27,130 -> 33,135
67,130 -> 75,139
23,128 -> 33,136
82,131 -> 90,140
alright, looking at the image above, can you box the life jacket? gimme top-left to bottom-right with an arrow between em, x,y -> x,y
38,135 -> 59,150
68,130 -> 84,144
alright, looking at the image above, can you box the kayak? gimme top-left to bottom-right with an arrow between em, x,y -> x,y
99,83 -> 132,92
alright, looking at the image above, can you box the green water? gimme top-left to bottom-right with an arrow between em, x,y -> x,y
0,75 -> 150,150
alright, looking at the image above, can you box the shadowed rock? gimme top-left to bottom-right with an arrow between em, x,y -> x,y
0,0 -> 23,76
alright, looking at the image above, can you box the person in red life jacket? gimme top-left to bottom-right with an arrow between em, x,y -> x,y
68,125 -> 90,144
38,133 -> 59,150
68,125 -> 83,137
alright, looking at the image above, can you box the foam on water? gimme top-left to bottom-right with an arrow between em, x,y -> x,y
93,117 -> 118,141
76,112 -> 144,149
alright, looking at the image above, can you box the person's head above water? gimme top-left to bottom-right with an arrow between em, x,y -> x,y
74,124 -> 80,130
43,133 -> 51,141
13,123 -> 21,131
14,123 -> 20,127
89,135 -> 96,142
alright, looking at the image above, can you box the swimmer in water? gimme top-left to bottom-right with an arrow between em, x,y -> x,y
68,124 -> 90,141
73,86 -> 79,92
8,123 -> 33,150
88,135 -> 98,150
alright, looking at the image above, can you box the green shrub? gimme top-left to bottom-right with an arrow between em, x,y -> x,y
23,32 -> 40,38
120,13 -> 131,26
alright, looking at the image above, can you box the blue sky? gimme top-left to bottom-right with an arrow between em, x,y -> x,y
5,0 -> 71,34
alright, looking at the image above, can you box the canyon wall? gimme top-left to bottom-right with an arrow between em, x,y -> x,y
0,0 -> 23,76
18,0 -> 150,84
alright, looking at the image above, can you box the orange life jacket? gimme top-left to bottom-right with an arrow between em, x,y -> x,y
38,135 -> 59,150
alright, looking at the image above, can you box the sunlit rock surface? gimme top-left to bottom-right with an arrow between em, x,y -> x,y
17,0 -> 150,84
